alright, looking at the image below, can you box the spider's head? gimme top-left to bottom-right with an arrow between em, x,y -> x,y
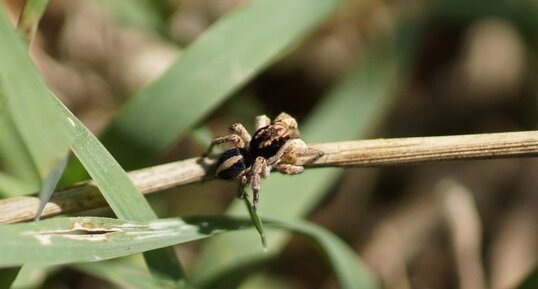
274,112 -> 300,138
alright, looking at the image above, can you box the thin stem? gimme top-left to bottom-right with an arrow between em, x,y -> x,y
1,130 -> 538,224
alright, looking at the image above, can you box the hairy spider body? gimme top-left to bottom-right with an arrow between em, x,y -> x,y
215,148 -> 252,180
249,123 -> 296,159
205,113 -> 320,210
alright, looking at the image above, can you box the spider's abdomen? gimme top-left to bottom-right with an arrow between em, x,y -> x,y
215,148 -> 252,179
249,124 -> 292,159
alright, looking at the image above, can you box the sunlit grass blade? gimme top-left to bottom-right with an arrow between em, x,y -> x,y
73,261 -> 176,289
0,216 -> 252,267
0,7 -> 184,283
0,5 -> 68,189
192,39 -> 407,286
102,0 -> 343,167
0,114 -> 40,194
0,215 -> 375,289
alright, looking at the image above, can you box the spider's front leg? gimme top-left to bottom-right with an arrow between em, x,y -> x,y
237,174 -> 249,199
229,123 -> 252,146
203,123 -> 251,157
266,139 -> 322,165
274,163 -> 304,175
250,156 -> 269,210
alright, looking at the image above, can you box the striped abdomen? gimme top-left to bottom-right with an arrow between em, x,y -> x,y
215,148 -> 252,179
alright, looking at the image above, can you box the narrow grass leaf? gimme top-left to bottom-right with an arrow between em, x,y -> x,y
0,216 -> 375,289
0,112 -> 40,192
102,0 -> 343,167
35,153 -> 68,220
0,7 -> 184,282
192,40 -> 405,286
0,216 -> 252,267
0,5 -> 68,187
51,98 -> 186,283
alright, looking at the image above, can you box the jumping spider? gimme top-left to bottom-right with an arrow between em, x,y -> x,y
204,112 -> 321,210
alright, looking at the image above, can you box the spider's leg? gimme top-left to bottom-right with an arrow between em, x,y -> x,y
203,134 -> 245,157
274,163 -> 304,175
281,139 -> 323,165
250,156 -> 267,210
255,115 -> 271,131
229,123 -> 252,147
237,175 -> 248,199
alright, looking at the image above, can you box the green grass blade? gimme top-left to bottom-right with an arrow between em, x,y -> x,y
0,6 -> 68,185
102,0 -> 343,167
0,216 -> 252,267
74,261 -> 177,289
35,153 -> 68,220
52,95 -> 186,283
0,7 -> 184,283
267,220 -> 378,289
0,113 -> 40,192
0,216 -> 376,289
192,40 -> 404,286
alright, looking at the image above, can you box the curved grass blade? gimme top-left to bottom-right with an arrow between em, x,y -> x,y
0,216 -> 375,289
0,217 -> 252,267
0,7 -> 184,283
102,0 -> 343,167
0,5 -> 68,190
0,113 -> 40,194
35,153 -> 68,220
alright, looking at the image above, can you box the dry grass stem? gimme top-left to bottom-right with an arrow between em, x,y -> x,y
1,130 -> 538,224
